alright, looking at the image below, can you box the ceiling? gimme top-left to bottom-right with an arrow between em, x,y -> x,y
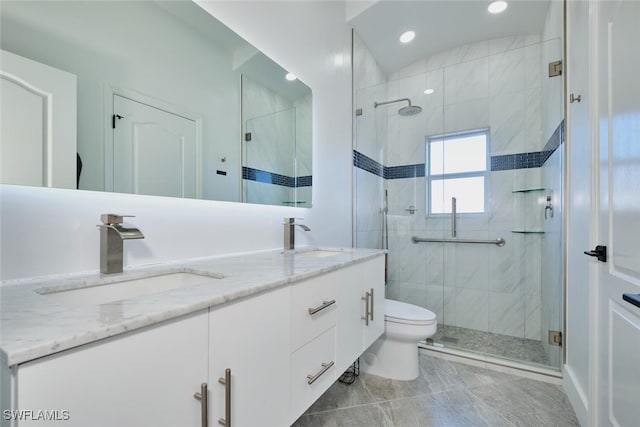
156,1 -> 311,101
349,0 -> 551,75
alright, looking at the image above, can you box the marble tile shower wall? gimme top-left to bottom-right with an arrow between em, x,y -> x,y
380,35 -> 551,340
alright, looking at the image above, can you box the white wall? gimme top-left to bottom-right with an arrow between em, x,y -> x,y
0,1 -> 353,281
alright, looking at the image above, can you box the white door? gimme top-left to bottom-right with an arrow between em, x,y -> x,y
112,94 -> 198,198
0,49 -> 76,188
594,0 -> 640,425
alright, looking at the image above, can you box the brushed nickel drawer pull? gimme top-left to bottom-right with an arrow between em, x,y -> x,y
308,299 -> 336,315
307,361 -> 335,385
218,368 -> 231,426
361,291 -> 370,325
369,288 -> 374,321
193,382 -> 208,427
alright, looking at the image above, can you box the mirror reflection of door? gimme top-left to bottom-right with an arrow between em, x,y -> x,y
112,95 -> 198,198
0,49 -> 76,189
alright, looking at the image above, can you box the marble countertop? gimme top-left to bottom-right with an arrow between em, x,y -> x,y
1,247 -> 384,366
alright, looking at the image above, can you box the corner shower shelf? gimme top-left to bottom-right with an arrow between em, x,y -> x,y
512,187 -> 546,234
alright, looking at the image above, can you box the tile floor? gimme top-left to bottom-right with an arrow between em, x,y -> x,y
292,353 -> 579,426
432,324 -> 551,366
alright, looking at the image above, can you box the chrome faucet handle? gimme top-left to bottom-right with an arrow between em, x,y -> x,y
283,217 -> 305,224
100,214 -> 136,225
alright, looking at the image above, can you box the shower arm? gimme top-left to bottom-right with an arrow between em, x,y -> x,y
374,98 -> 412,108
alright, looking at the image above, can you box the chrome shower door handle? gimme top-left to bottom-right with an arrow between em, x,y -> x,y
451,197 -> 457,237
361,291 -> 371,325
193,382 -> 208,427
218,369 -> 231,426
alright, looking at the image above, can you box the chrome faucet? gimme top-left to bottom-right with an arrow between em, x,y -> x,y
98,214 -> 145,274
283,217 -> 310,250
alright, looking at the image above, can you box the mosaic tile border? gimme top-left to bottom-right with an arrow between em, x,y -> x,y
355,121 -> 565,178
242,166 -> 312,188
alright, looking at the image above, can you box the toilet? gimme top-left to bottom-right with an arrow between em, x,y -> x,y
360,299 -> 437,381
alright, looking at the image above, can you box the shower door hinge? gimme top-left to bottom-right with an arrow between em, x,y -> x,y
548,60 -> 563,77
548,330 -> 562,347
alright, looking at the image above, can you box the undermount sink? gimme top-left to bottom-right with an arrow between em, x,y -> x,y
297,249 -> 343,258
36,270 -> 223,307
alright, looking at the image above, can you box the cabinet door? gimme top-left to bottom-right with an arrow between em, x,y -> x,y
335,265 -> 364,374
209,286 -> 291,427
335,256 -> 386,373
363,257 -> 386,349
16,311 -> 208,427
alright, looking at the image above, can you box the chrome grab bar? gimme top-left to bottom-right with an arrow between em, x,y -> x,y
193,383 -> 208,427
412,236 -> 506,247
218,369 -> 231,426
307,361 -> 334,385
308,299 -> 336,315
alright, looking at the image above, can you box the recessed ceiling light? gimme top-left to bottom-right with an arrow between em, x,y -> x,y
488,1 -> 508,14
285,72 -> 297,81
424,88 -> 435,95
399,31 -> 415,44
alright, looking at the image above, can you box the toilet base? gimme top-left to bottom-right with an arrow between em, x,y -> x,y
360,335 -> 420,381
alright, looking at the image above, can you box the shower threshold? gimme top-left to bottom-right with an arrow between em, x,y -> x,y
429,324 -> 556,369
420,342 -> 562,382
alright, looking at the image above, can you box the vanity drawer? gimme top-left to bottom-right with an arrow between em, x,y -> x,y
291,271 -> 339,351
290,327 -> 336,422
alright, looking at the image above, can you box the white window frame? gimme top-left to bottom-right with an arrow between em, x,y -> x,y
426,128 -> 490,216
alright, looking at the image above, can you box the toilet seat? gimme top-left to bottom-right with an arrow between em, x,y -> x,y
384,299 -> 436,326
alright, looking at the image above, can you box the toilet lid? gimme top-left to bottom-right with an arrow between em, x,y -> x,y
384,299 -> 437,325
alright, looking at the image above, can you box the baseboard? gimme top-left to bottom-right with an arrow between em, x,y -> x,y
563,364 -> 588,426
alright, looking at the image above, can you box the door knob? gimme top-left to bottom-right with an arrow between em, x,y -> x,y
584,245 -> 607,262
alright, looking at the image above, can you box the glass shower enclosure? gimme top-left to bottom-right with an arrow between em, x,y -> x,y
354,32 -> 564,371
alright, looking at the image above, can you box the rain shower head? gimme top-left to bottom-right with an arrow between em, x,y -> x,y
374,98 -> 422,116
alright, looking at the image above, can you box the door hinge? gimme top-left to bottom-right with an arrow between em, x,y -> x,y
244,132 -> 252,142
112,114 -> 124,129
549,60 -> 562,77
548,330 -> 562,347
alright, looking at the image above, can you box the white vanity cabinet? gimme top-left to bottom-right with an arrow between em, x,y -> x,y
289,271 -> 339,421
4,252 -> 386,427
13,310 -> 209,427
208,286 -> 291,427
335,257 -> 385,374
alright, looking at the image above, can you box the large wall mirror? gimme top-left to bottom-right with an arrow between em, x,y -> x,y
0,1 -> 312,207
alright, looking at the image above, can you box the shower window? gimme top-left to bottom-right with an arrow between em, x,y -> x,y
426,129 -> 489,215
